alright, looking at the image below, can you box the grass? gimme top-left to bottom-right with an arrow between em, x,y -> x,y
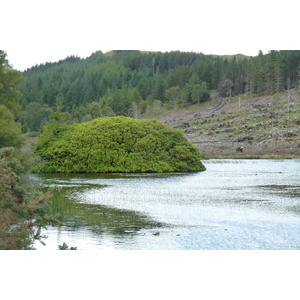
229,94 -> 250,105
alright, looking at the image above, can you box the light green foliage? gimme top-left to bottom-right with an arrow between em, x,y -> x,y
191,82 -> 209,104
166,86 -> 181,108
0,51 -> 25,114
0,104 -> 23,148
35,116 -> 206,173
223,79 -> 234,97
0,51 -> 25,147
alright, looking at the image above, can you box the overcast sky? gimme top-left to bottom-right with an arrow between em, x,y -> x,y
2,0 -> 299,71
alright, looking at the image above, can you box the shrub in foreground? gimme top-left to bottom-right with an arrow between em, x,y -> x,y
0,147 -> 55,249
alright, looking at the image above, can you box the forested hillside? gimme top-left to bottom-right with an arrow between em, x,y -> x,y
19,50 -> 300,133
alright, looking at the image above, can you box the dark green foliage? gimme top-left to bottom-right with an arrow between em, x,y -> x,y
58,242 -> 77,250
35,116 -> 206,173
18,102 -> 53,132
19,50 -> 300,133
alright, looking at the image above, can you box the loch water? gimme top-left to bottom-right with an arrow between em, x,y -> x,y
34,159 -> 300,250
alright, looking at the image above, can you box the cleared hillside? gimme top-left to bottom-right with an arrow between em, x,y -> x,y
159,89 -> 300,158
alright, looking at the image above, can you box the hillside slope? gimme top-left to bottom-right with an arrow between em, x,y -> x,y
159,90 -> 300,158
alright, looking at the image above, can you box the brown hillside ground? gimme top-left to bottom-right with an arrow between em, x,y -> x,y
158,89 -> 300,159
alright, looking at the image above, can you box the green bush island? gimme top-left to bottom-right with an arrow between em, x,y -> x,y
35,116 -> 206,173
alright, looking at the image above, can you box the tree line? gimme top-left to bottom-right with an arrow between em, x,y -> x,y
19,50 -> 300,132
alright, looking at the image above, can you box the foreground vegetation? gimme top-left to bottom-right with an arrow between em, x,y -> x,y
0,148 -> 56,249
0,51 -> 56,249
35,116 -> 206,173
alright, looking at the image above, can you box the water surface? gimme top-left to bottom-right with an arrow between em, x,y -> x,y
35,159 -> 300,250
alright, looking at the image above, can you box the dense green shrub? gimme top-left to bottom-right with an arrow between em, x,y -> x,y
35,116 -> 206,173
0,104 -> 23,148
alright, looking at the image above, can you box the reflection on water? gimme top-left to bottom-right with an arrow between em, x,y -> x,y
35,159 -> 300,250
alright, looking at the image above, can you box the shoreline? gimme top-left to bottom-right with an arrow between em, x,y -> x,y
201,153 -> 300,160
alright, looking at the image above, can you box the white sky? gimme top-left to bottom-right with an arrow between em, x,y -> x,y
2,0 -> 299,71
